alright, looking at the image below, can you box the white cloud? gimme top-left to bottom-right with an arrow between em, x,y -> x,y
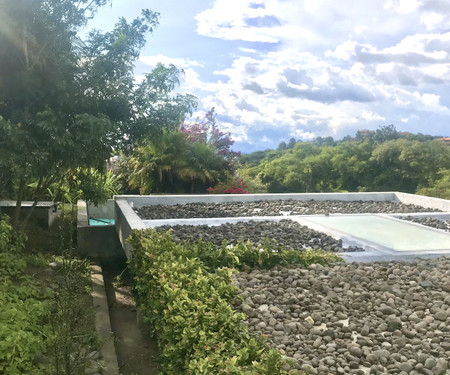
354,25 -> 368,34
176,32 -> 449,144
421,12 -> 444,30
360,110 -> 385,122
195,0 -> 323,44
292,130 -> 316,141
384,0 -> 421,14
158,0 -> 450,150
418,92 -> 440,106
139,55 -> 203,69
238,47 -> 259,54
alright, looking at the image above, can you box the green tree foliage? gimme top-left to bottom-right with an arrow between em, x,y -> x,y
129,131 -> 225,194
127,109 -> 238,194
66,168 -> 122,206
0,0 -> 196,226
416,169 -> 450,199
128,131 -> 190,193
328,140 -> 372,191
313,136 -> 336,147
277,141 -> 287,151
239,150 -> 279,168
239,127 -> 450,194
369,139 -> 450,192
287,137 -> 297,149
372,124 -> 399,144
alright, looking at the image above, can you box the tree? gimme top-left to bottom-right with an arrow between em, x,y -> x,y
330,140 -> 372,191
128,130 -> 227,194
287,137 -> 296,149
314,136 -> 336,147
277,141 -> 287,151
182,108 -> 239,164
181,142 -> 223,193
417,169 -> 450,199
0,0 -> 196,227
127,110 -> 240,194
129,131 -> 191,194
373,124 -> 399,144
368,139 -> 450,192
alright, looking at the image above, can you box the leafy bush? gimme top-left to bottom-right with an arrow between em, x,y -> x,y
0,217 -> 27,277
0,216 -> 98,375
128,229 -> 340,374
0,217 -> 50,375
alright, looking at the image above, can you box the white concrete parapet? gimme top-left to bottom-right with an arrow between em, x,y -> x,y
117,192 -> 398,207
394,192 -> 450,211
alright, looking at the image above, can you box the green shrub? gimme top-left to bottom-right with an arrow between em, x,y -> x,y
0,217 -> 27,278
0,217 -> 50,375
0,278 -> 50,375
128,229 -> 341,374
0,215 -> 100,375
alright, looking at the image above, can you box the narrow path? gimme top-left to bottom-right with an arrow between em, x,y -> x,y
101,256 -> 160,375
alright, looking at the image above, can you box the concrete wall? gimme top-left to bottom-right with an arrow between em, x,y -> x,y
77,200 -> 123,259
114,199 -> 146,259
119,192 -> 398,207
0,201 -> 59,228
394,192 -> 450,212
77,225 -> 123,259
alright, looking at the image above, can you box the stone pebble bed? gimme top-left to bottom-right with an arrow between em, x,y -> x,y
136,200 -> 450,374
233,259 -> 450,375
400,216 -> 450,232
135,200 -> 437,219
156,219 -> 363,252
138,200 -> 446,253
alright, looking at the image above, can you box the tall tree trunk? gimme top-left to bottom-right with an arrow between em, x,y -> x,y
22,23 -> 30,70
13,178 -> 26,228
22,175 -> 52,229
21,199 -> 38,230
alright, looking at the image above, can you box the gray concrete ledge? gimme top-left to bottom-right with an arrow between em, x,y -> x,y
0,200 -> 60,228
117,192 -> 399,207
395,192 -> 450,211
91,264 -> 120,375
115,199 -> 146,258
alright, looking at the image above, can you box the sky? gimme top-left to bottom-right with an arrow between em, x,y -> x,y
87,0 -> 450,153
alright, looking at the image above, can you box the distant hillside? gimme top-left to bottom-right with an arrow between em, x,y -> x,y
237,126 -> 449,195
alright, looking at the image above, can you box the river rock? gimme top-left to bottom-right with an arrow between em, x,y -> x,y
233,257 -> 450,375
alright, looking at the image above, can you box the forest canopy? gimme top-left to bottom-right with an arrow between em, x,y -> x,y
238,127 -> 450,196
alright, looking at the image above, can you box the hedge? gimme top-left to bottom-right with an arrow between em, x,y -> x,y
128,229 -> 340,374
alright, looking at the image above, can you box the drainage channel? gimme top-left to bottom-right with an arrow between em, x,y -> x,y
101,256 -> 160,375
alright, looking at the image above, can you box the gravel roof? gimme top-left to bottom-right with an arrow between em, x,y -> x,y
234,258 -> 450,374
135,200 -> 438,220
